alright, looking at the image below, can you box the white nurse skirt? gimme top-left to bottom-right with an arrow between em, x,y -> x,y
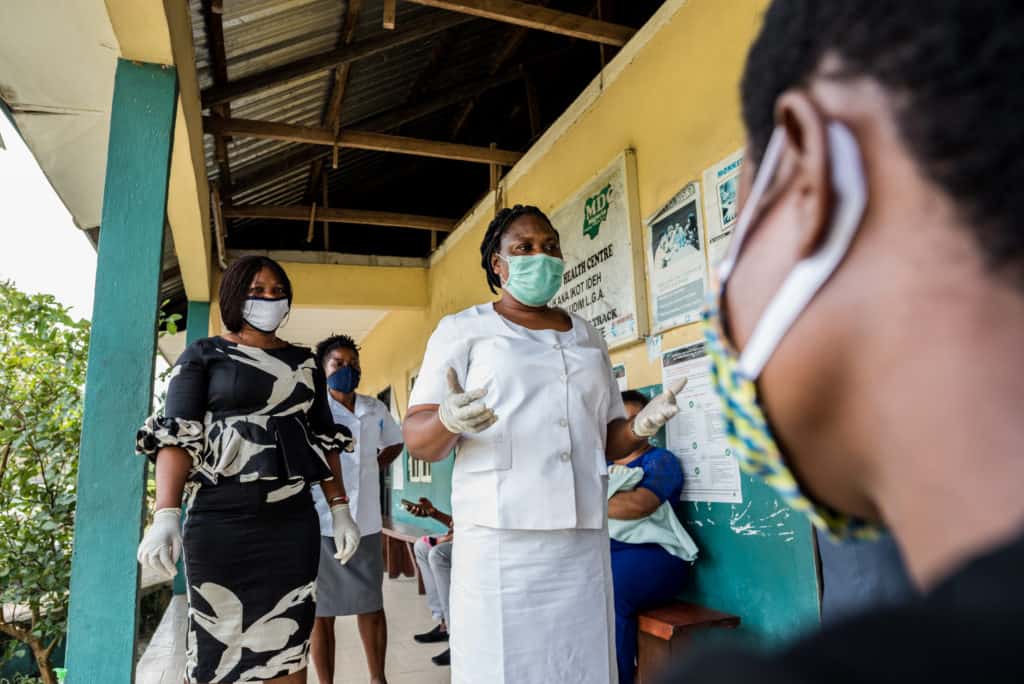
449,524 -> 617,683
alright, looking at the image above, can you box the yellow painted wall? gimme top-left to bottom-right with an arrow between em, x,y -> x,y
359,0 -> 767,410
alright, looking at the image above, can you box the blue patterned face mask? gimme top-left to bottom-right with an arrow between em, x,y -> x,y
704,123 -> 882,542
327,365 -> 361,393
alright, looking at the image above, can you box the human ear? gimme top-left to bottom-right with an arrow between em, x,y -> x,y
774,91 -> 833,257
491,251 -> 506,283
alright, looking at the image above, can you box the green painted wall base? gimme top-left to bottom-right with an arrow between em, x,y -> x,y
390,450 -> 453,534
65,59 -> 178,684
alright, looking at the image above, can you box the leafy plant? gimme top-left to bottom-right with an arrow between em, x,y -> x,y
0,282 -> 89,684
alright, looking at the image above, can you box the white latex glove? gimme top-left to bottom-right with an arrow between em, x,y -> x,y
137,507 -> 182,578
438,366 -> 498,434
331,503 -> 361,565
632,378 -> 688,437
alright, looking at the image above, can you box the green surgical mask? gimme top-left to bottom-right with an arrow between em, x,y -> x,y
499,254 -> 565,307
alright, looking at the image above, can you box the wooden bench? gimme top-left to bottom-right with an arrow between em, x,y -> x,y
380,516 -> 434,595
636,601 -> 741,683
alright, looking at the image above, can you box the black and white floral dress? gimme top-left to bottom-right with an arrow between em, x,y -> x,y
137,337 -> 353,683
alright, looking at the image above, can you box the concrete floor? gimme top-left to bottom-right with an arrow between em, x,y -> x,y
136,576 -> 450,684
309,575 -> 450,684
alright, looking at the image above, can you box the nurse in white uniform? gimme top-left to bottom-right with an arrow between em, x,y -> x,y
403,205 -> 686,684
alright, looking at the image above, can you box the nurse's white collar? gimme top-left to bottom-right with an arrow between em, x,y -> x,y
484,302 -> 581,343
329,391 -> 372,418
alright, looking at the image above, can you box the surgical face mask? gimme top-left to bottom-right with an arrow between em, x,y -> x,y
327,365 -> 361,394
242,296 -> 290,333
703,122 -> 881,542
498,253 -> 565,307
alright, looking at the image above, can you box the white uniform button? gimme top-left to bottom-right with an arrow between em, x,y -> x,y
553,343 -> 562,350
560,452 -> 571,462
559,418 -> 568,427
560,373 -> 568,382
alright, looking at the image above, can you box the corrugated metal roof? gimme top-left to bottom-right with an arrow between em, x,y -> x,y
190,0 -> 665,260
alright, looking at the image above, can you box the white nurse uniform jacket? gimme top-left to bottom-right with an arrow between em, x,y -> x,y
409,303 -> 625,684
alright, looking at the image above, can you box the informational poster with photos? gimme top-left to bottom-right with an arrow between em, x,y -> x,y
644,181 -> 708,332
702,149 -> 744,267
549,152 -> 648,349
662,341 -> 743,504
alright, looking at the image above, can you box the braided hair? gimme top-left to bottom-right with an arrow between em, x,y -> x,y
479,204 -> 557,294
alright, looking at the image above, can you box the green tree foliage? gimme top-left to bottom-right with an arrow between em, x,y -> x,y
0,281 -> 89,684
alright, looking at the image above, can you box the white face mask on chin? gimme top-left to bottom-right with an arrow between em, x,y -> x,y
242,297 -> 290,333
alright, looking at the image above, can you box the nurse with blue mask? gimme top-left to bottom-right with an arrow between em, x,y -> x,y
403,204 -> 686,684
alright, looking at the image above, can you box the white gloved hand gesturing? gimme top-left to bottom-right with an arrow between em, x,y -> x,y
331,503 -> 361,565
438,366 -> 498,434
632,378 -> 688,438
137,507 -> 182,578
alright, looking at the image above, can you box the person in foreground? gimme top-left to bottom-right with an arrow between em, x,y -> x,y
609,391 -> 697,684
309,334 -> 404,684
666,1 -> 1024,681
402,205 -> 686,684
407,497 -> 454,667
135,256 -> 360,683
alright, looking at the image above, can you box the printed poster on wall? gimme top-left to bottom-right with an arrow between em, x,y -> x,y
702,149 -> 744,267
662,341 -> 743,504
612,363 -> 628,392
550,151 -> 647,349
644,181 -> 709,332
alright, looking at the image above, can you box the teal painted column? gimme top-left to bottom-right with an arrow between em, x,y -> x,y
172,300 -> 210,595
66,60 -> 177,683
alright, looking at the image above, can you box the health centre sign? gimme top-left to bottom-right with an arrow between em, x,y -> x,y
549,151 -> 648,349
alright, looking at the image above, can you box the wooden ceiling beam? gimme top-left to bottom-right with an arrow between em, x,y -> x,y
205,116 -> 523,165
229,48 -> 568,195
201,12 -> 472,108
202,0 -> 233,197
304,0 -> 364,205
402,0 -> 635,46
450,0 -> 551,139
222,205 -> 456,232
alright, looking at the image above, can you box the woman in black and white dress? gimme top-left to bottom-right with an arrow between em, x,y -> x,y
136,256 -> 361,683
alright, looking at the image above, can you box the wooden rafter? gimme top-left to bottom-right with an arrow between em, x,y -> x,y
222,205 -> 456,232
202,0 -> 233,197
201,12 -> 472,108
304,0 -> 364,204
229,47 -> 570,196
383,0 -> 397,29
402,0 -> 635,46
450,0 -> 552,139
204,116 -> 523,165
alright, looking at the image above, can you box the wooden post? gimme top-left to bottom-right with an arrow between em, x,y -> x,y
306,202 -> 318,242
172,300 -> 210,596
489,142 -> 500,190
65,59 -> 177,683
322,173 -> 331,252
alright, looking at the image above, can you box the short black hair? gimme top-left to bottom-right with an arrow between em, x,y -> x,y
315,334 -> 359,368
741,1 -> 1024,282
621,390 -> 649,409
219,256 -> 293,333
480,204 -> 557,294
